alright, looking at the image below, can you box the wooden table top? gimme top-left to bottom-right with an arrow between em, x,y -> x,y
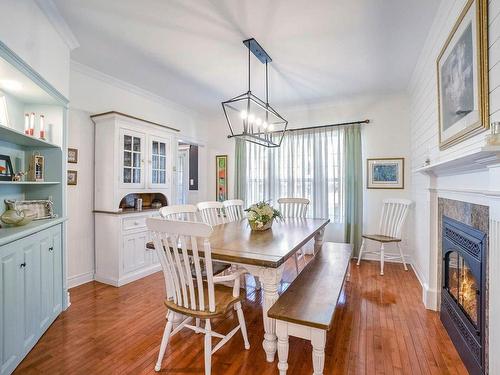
146,218 -> 330,268
268,242 -> 352,330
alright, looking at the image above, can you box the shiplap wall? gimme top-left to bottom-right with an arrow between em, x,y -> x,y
408,1 -> 500,372
408,0 -> 500,287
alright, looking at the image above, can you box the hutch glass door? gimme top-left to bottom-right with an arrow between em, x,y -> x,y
120,129 -> 145,188
148,135 -> 170,188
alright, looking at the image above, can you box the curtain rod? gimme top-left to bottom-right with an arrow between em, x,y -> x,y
227,119 -> 370,139
284,119 -> 370,133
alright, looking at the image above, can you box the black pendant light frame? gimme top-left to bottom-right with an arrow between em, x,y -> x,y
222,38 -> 288,148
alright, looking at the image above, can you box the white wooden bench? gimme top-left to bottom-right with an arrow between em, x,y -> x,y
268,242 -> 352,375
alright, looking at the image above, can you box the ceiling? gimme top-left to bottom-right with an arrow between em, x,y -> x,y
54,0 -> 440,114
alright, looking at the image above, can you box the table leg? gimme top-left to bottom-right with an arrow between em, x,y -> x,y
246,265 -> 284,362
312,227 -> 325,255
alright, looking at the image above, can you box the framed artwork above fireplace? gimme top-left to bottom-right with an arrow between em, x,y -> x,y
437,0 -> 489,150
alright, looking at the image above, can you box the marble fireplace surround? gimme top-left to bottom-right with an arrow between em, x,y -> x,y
438,198 -> 489,373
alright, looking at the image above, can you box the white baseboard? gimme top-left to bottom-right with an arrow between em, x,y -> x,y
410,262 -> 439,311
67,271 -> 94,289
95,264 -> 162,287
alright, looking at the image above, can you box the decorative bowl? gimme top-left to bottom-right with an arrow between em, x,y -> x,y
249,218 -> 273,231
1,209 -> 36,226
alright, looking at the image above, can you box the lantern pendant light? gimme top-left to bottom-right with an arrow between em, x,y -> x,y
222,38 -> 288,148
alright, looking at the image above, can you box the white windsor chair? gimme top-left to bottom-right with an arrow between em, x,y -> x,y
159,204 -> 199,221
147,218 -> 250,375
278,197 -> 311,275
222,199 -> 244,222
222,199 -> 261,290
197,201 -> 226,226
357,198 -> 412,275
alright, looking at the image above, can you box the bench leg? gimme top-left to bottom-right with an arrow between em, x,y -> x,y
380,243 -> 385,276
311,329 -> 326,375
276,321 -> 289,375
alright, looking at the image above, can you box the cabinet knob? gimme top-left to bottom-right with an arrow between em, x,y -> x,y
20,262 -> 26,268
49,247 -> 54,252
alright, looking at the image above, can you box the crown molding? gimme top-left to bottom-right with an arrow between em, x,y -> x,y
34,0 -> 80,51
70,60 -> 197,116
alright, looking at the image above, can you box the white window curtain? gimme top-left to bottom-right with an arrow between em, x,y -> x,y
243,127 -> 344,223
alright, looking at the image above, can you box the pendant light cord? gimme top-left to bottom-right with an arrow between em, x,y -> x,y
248,47 -> 251,93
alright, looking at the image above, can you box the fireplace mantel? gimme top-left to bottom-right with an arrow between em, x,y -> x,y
414,146 -> 500,176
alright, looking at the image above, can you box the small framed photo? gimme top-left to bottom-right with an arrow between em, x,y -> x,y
0,154 -> 14,181
367,158 -> 404,189
68,148 -> 78,164
67,170 -> 77,185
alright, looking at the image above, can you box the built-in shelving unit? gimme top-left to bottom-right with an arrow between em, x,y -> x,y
0,40 -> 69,375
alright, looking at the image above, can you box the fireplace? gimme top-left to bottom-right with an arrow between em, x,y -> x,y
441,215 -> 486,375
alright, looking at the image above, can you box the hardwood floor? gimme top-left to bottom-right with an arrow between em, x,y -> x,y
15,256 -> 467,375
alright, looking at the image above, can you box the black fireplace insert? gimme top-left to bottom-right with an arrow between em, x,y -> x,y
441,216 -> 486,375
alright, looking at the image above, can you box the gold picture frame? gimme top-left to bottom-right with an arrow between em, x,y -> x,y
437,0 -> 489,150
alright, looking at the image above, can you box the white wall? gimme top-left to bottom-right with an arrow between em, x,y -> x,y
203,93 -> 412,255
408,0 -> 500,296
66,62 -> 207,287
66,109 -> 94,287
0,0 -> 70,97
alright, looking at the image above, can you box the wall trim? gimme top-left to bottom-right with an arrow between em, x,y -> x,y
34,0 -> 80,50
67,271 -> 94,289
429,187 -> 500,197
70,60 -> 196,116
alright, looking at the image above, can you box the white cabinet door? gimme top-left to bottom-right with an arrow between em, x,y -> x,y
122,231 -> 148,274
119,128 -> 146,189
50,225 -> 63,317
39,231 -> 54,332
147,135 -> 171,189
39,225 -> 63,332
21,238 -> 41,354
0,243 -> 24,375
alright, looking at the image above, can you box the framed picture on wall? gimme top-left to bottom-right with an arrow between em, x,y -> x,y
68,148 -> 78,163
367,158 -> 404,189
67,170 -> 77,186
437,0 -> 489,150
216,155 -> 228,202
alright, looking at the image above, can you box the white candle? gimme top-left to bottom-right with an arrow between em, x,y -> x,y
29,112 -> 35,136
24,113 -> 29,134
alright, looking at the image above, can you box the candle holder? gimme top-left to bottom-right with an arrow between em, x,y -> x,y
39,115 -> 45,140
487,122 -> 500,146
29,112 -> 35,136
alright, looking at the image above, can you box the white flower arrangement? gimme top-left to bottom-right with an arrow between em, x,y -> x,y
245,201 -> 282,230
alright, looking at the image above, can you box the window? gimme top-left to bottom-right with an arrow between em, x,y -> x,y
243,127 -> 344,223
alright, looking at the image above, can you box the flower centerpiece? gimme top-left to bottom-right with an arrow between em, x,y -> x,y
245,201 -> 282,231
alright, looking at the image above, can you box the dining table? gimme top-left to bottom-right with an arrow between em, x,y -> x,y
146,217 -> 330,363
